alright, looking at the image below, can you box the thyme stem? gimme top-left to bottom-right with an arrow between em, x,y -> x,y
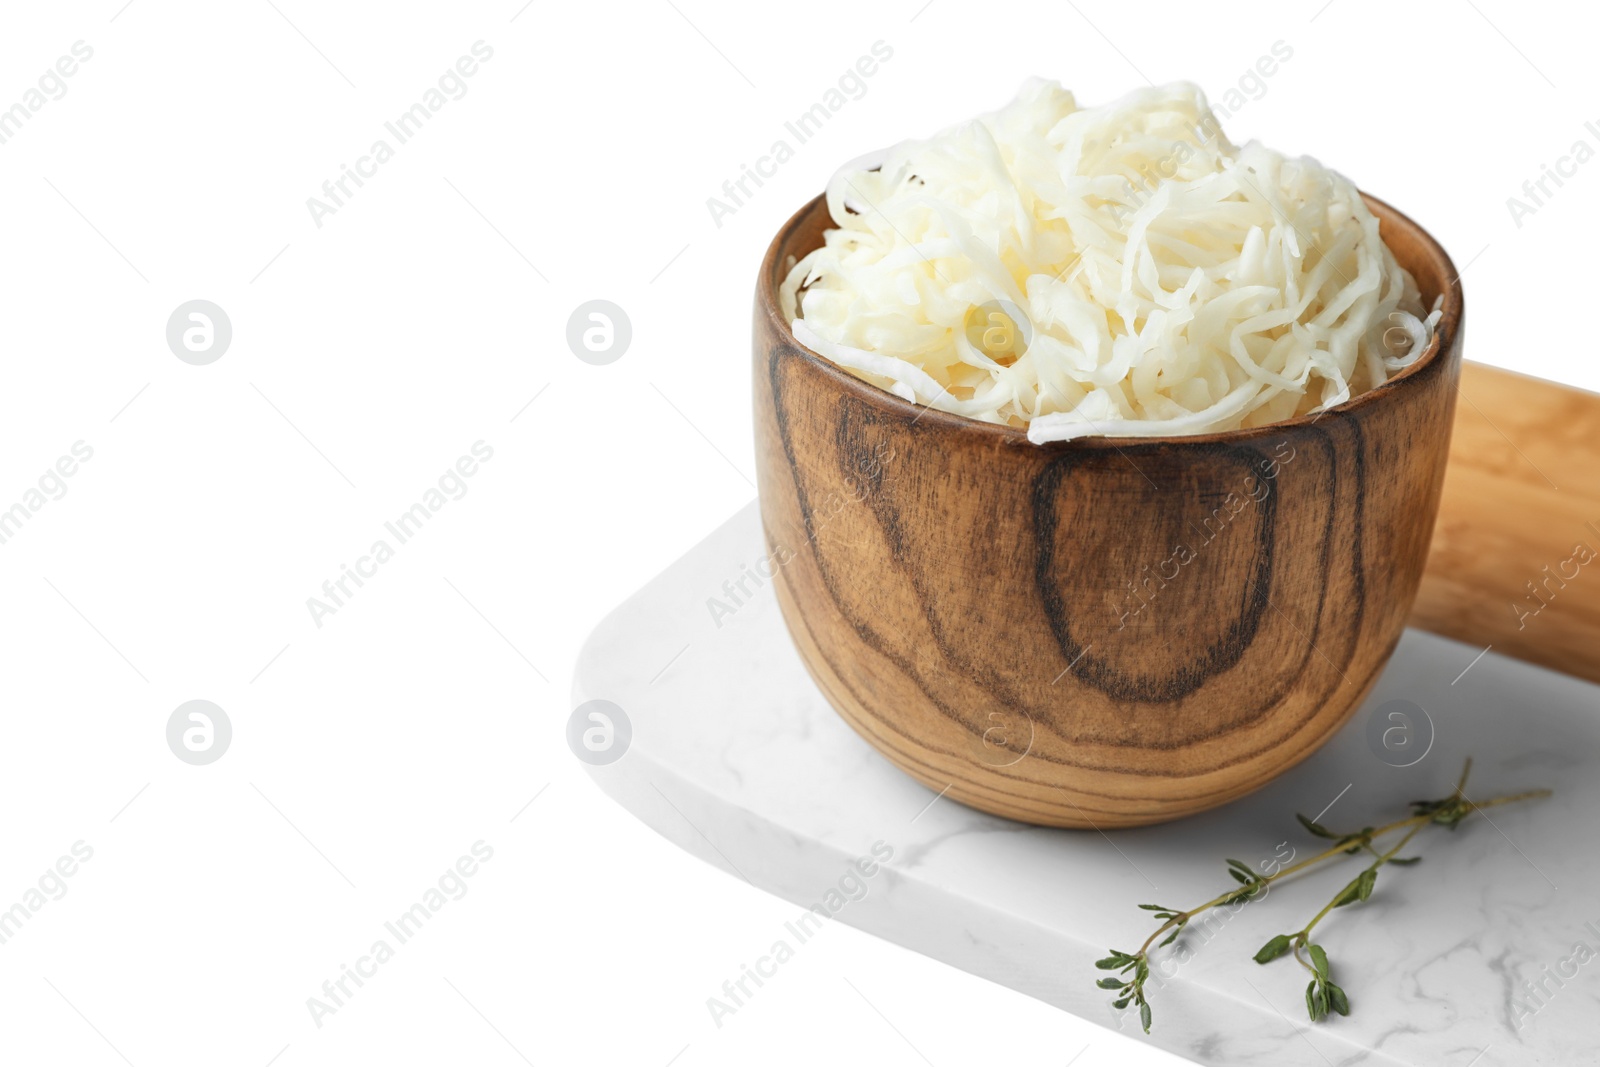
1096,760 -> 1552,1035
1132,784 -> 1551,959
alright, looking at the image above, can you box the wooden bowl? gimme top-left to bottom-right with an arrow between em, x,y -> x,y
753,192 -> 1464,828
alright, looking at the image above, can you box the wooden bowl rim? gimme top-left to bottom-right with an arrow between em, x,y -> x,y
758,190 -> 1463,449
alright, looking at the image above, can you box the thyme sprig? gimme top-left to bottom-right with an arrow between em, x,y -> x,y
1094,760 -> 1550,1034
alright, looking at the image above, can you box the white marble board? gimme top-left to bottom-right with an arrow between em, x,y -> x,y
573,503 -> 1600,1066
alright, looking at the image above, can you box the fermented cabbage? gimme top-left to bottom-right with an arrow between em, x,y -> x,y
780,80 -> 1440,442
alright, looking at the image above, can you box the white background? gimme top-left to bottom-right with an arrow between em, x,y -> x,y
0,0 -> 1588,1064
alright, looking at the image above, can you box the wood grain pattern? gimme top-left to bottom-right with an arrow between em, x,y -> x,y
753,193 -> 1464,828
1414,363 -> 1600,684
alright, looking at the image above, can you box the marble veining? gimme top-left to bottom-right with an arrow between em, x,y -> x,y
575,503 -> 1600,1066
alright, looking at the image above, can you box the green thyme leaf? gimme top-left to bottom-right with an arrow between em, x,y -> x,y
1296,813 -> 1336,838
1327,982 -> 1350,1016
1332,876 -> 1364,908
1253,934 -> 1292,964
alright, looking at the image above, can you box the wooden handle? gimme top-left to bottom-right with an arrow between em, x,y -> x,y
1413,362 -> 1600,683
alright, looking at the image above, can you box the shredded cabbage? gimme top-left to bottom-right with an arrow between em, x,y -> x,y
779,80 -> 1441,442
